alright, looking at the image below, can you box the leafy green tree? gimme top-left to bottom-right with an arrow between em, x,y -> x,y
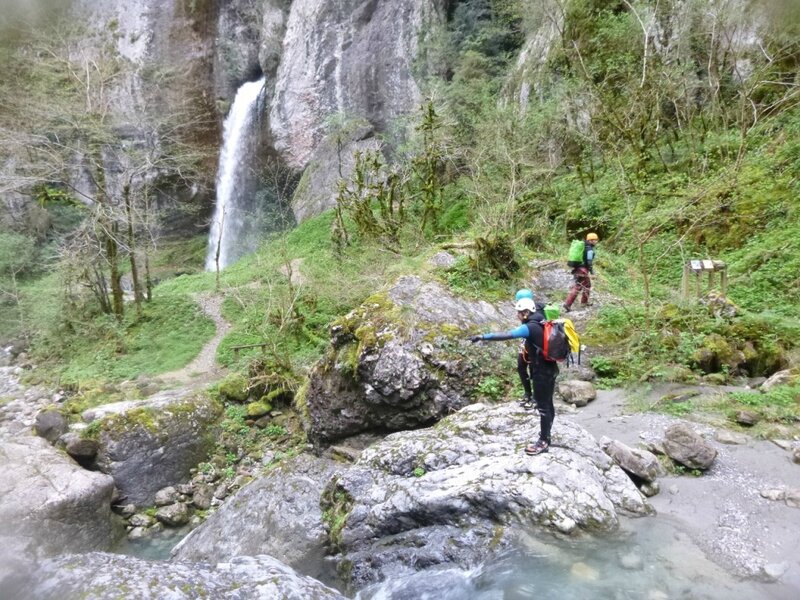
0,15 -> 214,322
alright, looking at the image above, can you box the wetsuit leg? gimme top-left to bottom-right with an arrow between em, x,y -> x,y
580,272 -> 592,304
517,352 -> 532,398
532,369 -> 557,442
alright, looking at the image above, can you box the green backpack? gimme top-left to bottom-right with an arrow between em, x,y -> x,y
567,240 -> 585,268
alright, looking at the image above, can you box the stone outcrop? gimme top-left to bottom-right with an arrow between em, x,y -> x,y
83,389 -> 223,506
322,403 -> 650,587
172,454 -> 338,581
14,553 -> 346,600
0,435 -> 118,588
303,275 -> 514,446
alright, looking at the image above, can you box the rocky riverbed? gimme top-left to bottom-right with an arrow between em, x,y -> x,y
2,344 -> 799,599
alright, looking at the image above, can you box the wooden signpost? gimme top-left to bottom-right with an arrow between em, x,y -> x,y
681,259 -> 728,299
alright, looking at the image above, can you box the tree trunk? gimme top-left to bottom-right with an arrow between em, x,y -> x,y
124,184 -> 144,318
106,221 -> 124,320
143,186 -> 153,302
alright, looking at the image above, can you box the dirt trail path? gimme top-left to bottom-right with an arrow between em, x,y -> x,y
159,293 -> 231,388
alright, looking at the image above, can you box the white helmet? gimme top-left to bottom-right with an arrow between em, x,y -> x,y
515,298 -> 535,312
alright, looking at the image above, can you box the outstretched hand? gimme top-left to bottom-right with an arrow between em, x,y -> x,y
469,335 -> 482,344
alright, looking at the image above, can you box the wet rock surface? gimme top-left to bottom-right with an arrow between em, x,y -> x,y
14,552 -> 346,600
173,454 -> 339,582
323,403 -> 649,587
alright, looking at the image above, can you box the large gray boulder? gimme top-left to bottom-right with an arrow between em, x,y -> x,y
600,437 -> 665,483
83,389 -> 223,506
173,454 -> 338,581
663,422 -> 718,470
303,275 -> 514,446
322,403 -> 650,587
0,435 -> 118,588
15,552 -> 346,600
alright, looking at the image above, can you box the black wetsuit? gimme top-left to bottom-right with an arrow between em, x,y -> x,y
480,308 -> 559,444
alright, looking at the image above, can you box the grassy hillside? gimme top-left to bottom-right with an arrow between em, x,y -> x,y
4,1 -> 798,437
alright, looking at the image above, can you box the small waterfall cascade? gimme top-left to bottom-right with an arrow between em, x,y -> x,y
205,78 -> 266,271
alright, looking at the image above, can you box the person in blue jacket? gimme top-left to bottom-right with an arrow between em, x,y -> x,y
512,289 -> 544,411
469,296 -> 557,455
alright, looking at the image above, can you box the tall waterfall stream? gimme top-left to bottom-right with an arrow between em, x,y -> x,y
205,78 -> 266,271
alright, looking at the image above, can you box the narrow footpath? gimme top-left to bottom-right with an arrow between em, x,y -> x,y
159,293 -> 230,388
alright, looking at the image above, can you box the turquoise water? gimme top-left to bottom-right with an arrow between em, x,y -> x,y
110,516 -> 794,599
356,516 -> 795,600
110,527 -> 188,562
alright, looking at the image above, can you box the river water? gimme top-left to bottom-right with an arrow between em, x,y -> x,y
113,512 -> 788,599
355,515 -> 789,600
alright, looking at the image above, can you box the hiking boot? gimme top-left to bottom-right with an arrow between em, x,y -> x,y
561,303 -> 571,313
517,395 -> 532,407
524,440 -> 550,455
521,401 -> 538,413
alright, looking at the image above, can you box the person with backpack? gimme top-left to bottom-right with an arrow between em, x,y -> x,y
513,289 -> 545,411
562,232 -> 599,313
469,296 -> 558,455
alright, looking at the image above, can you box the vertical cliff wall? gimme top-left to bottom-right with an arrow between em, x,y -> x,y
268,0 -> 447,221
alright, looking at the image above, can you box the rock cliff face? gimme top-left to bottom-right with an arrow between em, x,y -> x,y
59,0 -> 447,227
2,0 -> 772,242
269,0 -> 444,169
268,0 -> 447,221
65,0 -> 220,235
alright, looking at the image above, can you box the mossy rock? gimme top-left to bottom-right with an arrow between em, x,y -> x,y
692,333 -> 734,373
216,373 -> 249,403
293,381 -> 309,419
246,400 -> 272,418
62,387 -> 125,416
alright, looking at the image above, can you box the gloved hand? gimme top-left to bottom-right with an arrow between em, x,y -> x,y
469,335 -> 482,344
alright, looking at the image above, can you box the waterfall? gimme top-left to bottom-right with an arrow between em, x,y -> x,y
205,78 -> 266,271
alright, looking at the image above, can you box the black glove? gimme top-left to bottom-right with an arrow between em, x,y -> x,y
469,335 -> 483,343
